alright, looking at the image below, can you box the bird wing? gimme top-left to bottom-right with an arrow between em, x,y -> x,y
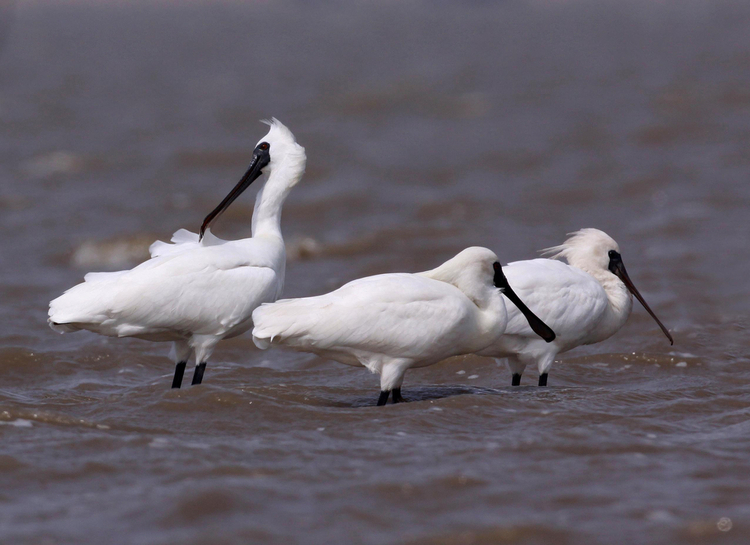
252,273 -> 473,362
148,228 -> 225,258
49,237 -> 282,338
500,258 -> 608,343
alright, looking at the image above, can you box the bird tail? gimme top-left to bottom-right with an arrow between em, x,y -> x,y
251,298 -> 319,350
48,320 -> 79,334
48,274 -> 122,334
251,302 -> 284,349
252,334 -> 272,350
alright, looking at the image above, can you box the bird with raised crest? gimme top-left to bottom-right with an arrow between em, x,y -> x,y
477,228 -> 674,386
49,119 -> 306,388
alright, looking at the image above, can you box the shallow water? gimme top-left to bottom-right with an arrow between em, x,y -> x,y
1,1 -> 749,544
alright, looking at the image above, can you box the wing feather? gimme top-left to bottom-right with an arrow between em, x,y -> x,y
500,259 -> 607,342
49,236 -> 281,338
149,228 -> 224,258
253,274 -> 473,362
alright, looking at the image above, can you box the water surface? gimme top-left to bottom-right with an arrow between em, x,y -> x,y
1,1 -> 749,543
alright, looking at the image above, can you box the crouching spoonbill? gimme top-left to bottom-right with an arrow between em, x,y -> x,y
252,247 -> 555,406
477,228 -> 674,386
49,118 -> 306,388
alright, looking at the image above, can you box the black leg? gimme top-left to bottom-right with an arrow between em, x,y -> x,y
511,373 -> 521,386
377,390 -> 390,406
191,362 -> 207,385
392,388 -> 405,403
538,373 -> 548,387
171,361 -> 187,389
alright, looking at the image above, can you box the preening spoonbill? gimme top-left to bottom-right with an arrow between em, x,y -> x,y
49,118 -> 306,388
252,247 -> 555,406
478,228 -> 673,386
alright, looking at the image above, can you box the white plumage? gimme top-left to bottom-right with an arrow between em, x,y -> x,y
252,247 -> 554,405
49,118 -> 306,387
478,228 -> 674,386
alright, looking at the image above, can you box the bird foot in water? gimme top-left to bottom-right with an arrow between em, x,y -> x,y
171,361 -> 187,389
377,390 -> 390,406
392,388 -> 405,403
191,362 -> 207,385
511,373 -> 521,386
538,373 -> 548,387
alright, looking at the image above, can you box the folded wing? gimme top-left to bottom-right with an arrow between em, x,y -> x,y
252,274 -> 473,363
49,231 -> 280,339
501,258 -> 607,342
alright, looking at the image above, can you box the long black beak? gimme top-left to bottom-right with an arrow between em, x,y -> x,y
609,253 -> 674,345
493,262 -> 556,343
199,144 -> 271,240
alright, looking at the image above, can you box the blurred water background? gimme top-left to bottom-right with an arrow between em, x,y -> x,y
1,1 -> 749,544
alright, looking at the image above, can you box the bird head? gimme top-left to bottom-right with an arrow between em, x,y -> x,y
199,118 -> 306,239
543,228 -> 673,345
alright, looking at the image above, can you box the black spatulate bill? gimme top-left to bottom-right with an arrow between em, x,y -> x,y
608,250 -> 674,345
199,142 -> 271,240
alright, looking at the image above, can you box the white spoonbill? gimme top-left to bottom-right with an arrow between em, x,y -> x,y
49,118 -> 306,388
252,247 -> 555,406
478,228 -> 673,386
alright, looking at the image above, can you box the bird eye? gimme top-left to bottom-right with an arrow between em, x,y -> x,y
258,142 -> 270,151
608,250 -> 618,259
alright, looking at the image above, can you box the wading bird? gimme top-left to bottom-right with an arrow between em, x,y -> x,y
49,119 -> 306,388
478,228 -> 673,386
252,247 -> 555,406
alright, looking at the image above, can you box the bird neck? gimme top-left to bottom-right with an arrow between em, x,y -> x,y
251,169 -> 298,239
590,268 -> 634,340
421,265 -> 496,311
456,282 -> 508,349
420,265 -> 506,348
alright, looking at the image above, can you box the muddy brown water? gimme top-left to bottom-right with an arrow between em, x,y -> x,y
1,1 -> 749,544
